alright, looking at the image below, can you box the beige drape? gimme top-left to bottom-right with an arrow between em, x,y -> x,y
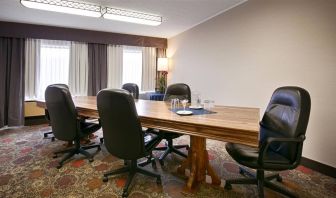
24,38 -> 40,100
141,47 -> 157,91
69,42 -> 88,96
107,45 -> 123,88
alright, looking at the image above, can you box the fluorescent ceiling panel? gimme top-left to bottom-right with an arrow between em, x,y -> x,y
20,0 -> 101,18
103,7 -> 162,26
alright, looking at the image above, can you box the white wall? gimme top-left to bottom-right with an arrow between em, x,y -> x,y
168,0 -> 336,167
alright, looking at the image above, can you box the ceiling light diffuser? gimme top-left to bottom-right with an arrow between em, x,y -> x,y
102,7 -> 162,26
20,0 -> 102,18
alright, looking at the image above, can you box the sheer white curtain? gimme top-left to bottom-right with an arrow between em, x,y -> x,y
37,40 -> 71,99
25,38 -> 40,100
141,47 -> 156,91
123,46 -> 143,89
107,45 -> 123,88
69,42 -> 88,96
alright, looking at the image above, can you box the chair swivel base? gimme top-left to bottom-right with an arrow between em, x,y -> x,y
154,139 -> 189,166
238,166 -> 282,182
53,140 -> 101,169
102,160 -> 161,198
123,155 -> 157,169
224,169 -> 297,198
43,131 -> 55,141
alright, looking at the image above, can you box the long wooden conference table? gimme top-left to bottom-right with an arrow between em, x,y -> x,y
37,96 -> 260,192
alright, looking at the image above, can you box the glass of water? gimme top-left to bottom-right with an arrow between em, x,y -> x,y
181,99 -> 188,111
204,100 -> 215,111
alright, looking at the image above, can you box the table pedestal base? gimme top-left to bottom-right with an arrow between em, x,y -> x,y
177,136 -> 221,192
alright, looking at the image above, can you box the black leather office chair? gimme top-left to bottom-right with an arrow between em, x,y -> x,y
98,83 -> 140,145
97,89 -> 162,198
122,83 -> 139,99
224,86 -> 311,198
43,110 -> 55,141
154,83 -> 190,166
45,84 -> 101,169
43,84 -> 69,141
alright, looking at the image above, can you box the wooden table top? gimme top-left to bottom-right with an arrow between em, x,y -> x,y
37,96 -> 260,147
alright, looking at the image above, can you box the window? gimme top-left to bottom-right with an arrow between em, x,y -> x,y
37,40 -> 70,99
122,47 -> 142,89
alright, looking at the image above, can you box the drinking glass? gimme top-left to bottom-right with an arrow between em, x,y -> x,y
203,99 -> 210,110
176,98 -> 180,108
181,99 -> 188,111
209,100 -> 215,110
204,99 -> 215,111
170,98 -> 180,109
196,95 -> 202,107
192,92 -> 201,107
170,98 -> 175,109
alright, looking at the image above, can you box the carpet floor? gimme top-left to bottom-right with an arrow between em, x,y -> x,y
0,125 -> 335,198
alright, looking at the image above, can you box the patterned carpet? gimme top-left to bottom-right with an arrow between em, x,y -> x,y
0,125 -> 335,198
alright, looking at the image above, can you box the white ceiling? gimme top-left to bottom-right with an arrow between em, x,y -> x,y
0,0 -> 246,38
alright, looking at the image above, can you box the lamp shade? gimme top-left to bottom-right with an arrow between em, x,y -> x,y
157,58 -> 168,71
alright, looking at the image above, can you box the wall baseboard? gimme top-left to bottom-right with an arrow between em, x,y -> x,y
301,157 -> 336,178
25,116 -> 48,126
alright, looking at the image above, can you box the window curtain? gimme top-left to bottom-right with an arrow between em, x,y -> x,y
38,40 -> 70,99
25,38 -> 40,100
69,42 -> 88,96
123,46 -> 143,89
0,37 -> 25,128
107,45 -> 123,88
141,47 -> 156,91
88,43 -> 107,96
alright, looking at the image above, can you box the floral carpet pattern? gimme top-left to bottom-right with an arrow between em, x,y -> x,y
0,125 -> 335,198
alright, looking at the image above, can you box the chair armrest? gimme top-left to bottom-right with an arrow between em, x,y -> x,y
258,135 -> 306,165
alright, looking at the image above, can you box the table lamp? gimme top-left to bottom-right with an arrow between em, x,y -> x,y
157,58 -> 168,93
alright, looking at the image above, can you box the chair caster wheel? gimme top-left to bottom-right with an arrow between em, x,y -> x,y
159,160 -> 164,166
122,191 -> 128,197
239,167 -> 244,175
151,161 -> 157,169
224,183 -> 232,190
56,164 -> 62,169
53,155 -> 58,158
88,158 -> 94,163
277,175 -> 282,182
156,177 -> 162,185
51,137 -> 55,142
102,176 -> 108,182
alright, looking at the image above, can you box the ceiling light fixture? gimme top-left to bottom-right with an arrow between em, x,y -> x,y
102,7 -> 162,26
20,0 -> 102,18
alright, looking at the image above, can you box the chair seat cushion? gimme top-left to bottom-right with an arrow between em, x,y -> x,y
147,128 -> 182,140
225,142 -> 292,170
160,131 -> 182,139
80,122 -> 101,137
144,132 -> 161,151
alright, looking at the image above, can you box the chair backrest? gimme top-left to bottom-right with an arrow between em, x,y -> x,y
122,83 -> 139,99
45,84 -> 78,141
163,83 -> 191,102
45,84 -> 69,121
260,86 -> 311,163
97,89 -> 145,160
